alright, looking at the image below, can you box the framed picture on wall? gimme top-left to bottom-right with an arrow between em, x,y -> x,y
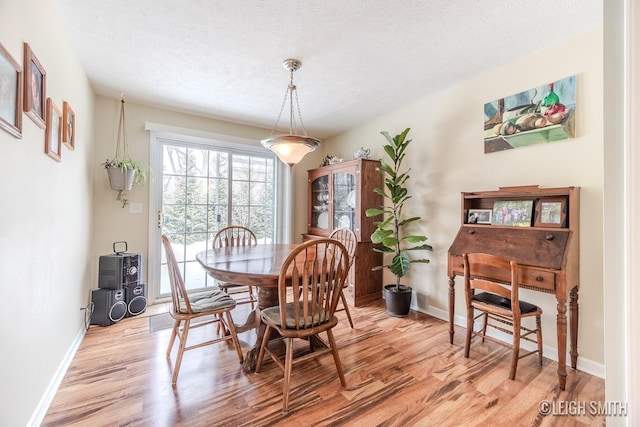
0,43 -> 23,138
45,98 -> 61,162
23,43 -> 46,129
62,101 -> 75,150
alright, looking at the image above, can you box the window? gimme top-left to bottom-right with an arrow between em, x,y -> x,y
149,130 -> 288,299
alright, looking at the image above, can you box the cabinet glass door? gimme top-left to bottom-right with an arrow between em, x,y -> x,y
333,171 -> 356,231
310,175 -> 330,231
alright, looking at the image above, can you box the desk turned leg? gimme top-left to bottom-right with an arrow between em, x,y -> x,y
570,286 -> 579,369
242,287 -> 278,373
556,300 -> 568,391
448,276 -> 455,344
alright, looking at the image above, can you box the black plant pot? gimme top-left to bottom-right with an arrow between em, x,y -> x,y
384,284 -> 412,317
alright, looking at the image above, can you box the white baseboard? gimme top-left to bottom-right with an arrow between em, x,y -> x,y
413,304 -> 605,379
27,326 -> 86,427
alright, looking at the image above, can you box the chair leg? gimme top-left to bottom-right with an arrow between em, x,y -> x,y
216,313 -> 227,336
166,319 -> 180,357
225,311 -> 244,363
464,306 -> 474,358
282,337 -> 294,415
510,319 -> 521,381
248,286 -> 256,301
536,315 -> 543,365
481,313 -> 488,343
340,290 -> 354,328
255,326 -> 272,373
172,319 -> 191,385
327,329 -> 347,387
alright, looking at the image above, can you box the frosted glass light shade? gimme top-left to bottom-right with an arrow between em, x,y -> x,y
261,134 -> 320,168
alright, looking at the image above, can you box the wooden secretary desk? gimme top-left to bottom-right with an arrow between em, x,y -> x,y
447,185 -> 580,390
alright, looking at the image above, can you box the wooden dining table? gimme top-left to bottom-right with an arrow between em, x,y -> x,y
195,243 -> 299,372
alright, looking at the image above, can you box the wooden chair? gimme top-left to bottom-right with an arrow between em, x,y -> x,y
463,252 -> 543,381
211,226 -> 258,307
329,227 -> 357,328
255,238 -> 349,414
161,234 -> 243,385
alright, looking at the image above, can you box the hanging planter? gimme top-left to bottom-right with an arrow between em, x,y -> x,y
106,165 -> 136,191
101,97 -> 148,206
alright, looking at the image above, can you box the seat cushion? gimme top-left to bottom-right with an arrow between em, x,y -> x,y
179,289 -> 236,313
472,292 -> 538,314
261,302 -> 331,329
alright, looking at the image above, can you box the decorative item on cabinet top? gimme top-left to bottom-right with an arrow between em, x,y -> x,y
353,147 -> 370,159
320,154 -> 343,167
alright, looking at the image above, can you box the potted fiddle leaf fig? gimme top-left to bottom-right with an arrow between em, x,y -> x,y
365,127 -> 433,317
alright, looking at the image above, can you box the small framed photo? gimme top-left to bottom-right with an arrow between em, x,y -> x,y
491,200 -> 533,227
0,43 -> 23,138
23,43 -> 46,129
467,209 -> 492,224
62,101 -> 75,150
534,197 -> 567,228
45,98 -> 61,162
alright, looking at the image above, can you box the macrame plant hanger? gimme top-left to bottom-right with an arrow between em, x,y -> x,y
114,95 -> 130,204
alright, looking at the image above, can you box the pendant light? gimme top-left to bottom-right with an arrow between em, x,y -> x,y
261,58 -> 321,168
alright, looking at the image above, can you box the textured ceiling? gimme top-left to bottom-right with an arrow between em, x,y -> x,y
54,0 -> 601,139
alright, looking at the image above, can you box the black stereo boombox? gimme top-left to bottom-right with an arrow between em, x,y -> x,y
98,241 -> 142,289
91,242 -> 147,327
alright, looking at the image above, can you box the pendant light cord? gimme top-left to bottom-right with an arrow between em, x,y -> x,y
268,64 -> 308,137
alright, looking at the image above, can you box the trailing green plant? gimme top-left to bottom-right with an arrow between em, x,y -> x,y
365,128 -> 432,290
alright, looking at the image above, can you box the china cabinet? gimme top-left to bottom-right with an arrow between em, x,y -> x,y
303,158 -> 382,306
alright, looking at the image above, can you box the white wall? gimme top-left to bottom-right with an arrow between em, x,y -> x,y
0,1 -> 95,425
323,30 -> 605,369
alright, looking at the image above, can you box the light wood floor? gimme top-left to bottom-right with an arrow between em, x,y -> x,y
42,300 -> 605,426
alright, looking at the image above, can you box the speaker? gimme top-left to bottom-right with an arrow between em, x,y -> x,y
98,253 -> 141,289
90,288 -> 127,326
124,282 -> 147,317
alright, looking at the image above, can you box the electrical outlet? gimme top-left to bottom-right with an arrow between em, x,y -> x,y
129,203 -> 143,214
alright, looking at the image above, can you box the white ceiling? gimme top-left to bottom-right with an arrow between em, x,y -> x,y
54,0 -> 602,140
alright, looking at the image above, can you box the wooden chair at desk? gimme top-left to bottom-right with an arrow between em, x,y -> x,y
463,252 -> 543,381
255,238 -> 349,414
211,225 -> 258,308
